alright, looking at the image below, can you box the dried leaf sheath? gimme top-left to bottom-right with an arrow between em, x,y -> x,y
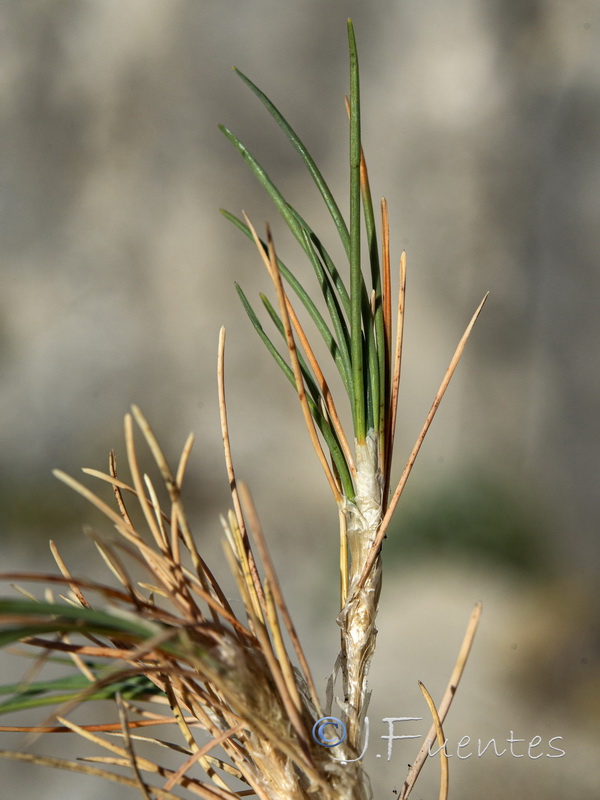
337,431 -> 383,749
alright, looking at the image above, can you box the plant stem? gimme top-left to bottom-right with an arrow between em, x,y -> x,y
338,430 -> 383,756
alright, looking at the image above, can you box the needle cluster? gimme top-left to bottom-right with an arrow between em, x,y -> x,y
0,20 -> 485,800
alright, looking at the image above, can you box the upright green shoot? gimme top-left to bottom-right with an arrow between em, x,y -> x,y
218,17 -> 486,760
348,19 -> 366,444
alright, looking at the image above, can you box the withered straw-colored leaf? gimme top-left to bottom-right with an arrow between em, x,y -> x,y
399,602 -> 482,800
417,683 -> 449,800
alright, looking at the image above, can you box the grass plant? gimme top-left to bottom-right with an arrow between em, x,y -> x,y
0,20 -> 485,800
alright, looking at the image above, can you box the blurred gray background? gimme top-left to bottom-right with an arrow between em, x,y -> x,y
1,1 -> 599,798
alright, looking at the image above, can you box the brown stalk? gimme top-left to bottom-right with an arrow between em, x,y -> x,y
238,481 -> 321,713
223,509 -> 264,622
0,751 -> 190,800
266,289 -> 356,478
381,198 -> 392,470
131,406 -> 237,624
57,716 -> 235,800
170,430 -> 195,567
240,214 -> 355,476
126,410 -> 204,610
221,517 -> 265,627
53,469 -> 140,535
175,681 -> 266,800
0,715 -> 202,735
356,292 -> 489,591
242,592 -> 308,751
116,693 -> 153,800
384,250 -> 407,505
243,214 -> 343,502
264,226 -> 342,502
263,578 -> 303,715
124,412 -> 168,550
143,473 -> 170,551
175,431 -> 195,487
52,475 -> 183,606
400,601 -> 482,800
49,540 -> 91,608
162,723 -> 245,793
79,469 -> 175,596
130,405 -> 193,561
218,326 -> 267,617
162,678 -> 232,793
91,535 -> 143,601
417,683 -> 449,800
109,449 -> 135,526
